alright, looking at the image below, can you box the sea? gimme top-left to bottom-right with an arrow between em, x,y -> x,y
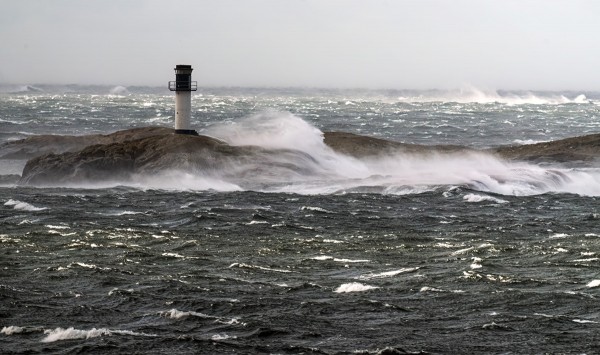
1,84 -> 600,354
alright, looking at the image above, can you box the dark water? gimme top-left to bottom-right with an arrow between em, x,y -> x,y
2,86 -> 600,353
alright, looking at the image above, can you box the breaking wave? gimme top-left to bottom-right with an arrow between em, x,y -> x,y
11,111 -> 600,196
198,111 -> 600,196
4,199 -> 47,211
394,86 -> 593,105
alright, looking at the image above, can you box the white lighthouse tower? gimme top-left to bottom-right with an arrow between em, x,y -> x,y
168,64 -> 198,135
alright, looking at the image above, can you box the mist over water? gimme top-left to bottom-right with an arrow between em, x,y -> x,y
2,86 -> 600,353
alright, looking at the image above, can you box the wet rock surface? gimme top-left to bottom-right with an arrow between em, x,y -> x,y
4,127 -> 600,185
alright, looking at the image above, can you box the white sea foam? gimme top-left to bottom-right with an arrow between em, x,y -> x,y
41,327 -> 156,342
162,252 -> 185,258
463,194 -> 508,204
4,199 -> 47,211
549,233 -> 570,239
45,224 -> 70,229
108,86 -> 129,95
573,319 -> 598,324
212,333 -> 237,340
66,262 -> 111,271
333,258 -> 370,263
161,309 -> 211,319
586,280 -> 600,288
202,113 -> 600,196
301,206 -> 335,214
229,262 -> 291,273
311,255 -> 370,263
246,220 -> 268,225
160,309 -> 242,325
394,86 -> 592,105
358,267 -> 419,280
470,257 -> 483,269
420,286 -> 442,292
419,286 -> 466,293
334,282 -> 379,293
16,111 -> 600,197
1,326 -> 24,335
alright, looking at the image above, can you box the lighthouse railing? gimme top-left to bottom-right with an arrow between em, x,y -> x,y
168,81 -> 198,91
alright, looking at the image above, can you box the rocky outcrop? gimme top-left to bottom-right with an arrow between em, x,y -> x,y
6,127 -> 600,186
490,133 -> 600,164
0,126 -> 174,160
323,131 -> 471,157
17,133 -> 321,186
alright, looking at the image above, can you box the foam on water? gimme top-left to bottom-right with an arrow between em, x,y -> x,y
394,86 -> 593,105
334,282 -> 379,293
4,199 -> 47,211
311,255 -> 370,263
463,194 -> 508,204
41,327 -> 156,343
229,262 -> 291,273
358,267 -> 420,280
586,280 -> 600,288
160,309 -> 212,319
196,111 -> 600,196
1,326 -> 24,335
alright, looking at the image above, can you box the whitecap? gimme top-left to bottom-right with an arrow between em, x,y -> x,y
162,252 -> 185,258
573,319 -> 598,324
323,239 -> 344,244
470,257 -> 483,269
229,262 -> 291,273
41,327 -> 156,342
311,255 -> 370,263
160,309 -> 243,325
160,309 -> 211,319
549,233 -> 569,239
312,255 -> 334,261
420,286 -> 442,292
4,199 -> 47,211
246,220 -> 268,225
1,326 -> 24,335
45,224 -> 70,230
586,280 -> 600,288
463,194 -> 508,204
42,327 -> 110,342
450,247 -> 475,255
300,206 -> 334,214
334,282 -> 379,293
69,262 -> 110,270
358,267 -> 419,280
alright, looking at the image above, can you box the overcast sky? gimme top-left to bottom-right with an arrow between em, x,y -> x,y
1,0 -> 598,90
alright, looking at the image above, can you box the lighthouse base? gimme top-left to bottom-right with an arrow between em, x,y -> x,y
175,129 -> 199,136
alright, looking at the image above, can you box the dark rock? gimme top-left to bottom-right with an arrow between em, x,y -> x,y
490,133 -> 600,165
8,127 -> 600,186
0,126 -> 174,160
323,131 -> 471,157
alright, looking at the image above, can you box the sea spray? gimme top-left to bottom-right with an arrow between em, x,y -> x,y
202,111 -> 600,196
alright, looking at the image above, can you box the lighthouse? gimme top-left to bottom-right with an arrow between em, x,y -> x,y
168,64 -> 198,135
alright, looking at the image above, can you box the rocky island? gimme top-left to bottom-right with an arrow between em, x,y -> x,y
2,126 -> 600,186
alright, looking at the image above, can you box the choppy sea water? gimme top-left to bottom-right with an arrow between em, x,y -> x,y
2,85 -> 600,354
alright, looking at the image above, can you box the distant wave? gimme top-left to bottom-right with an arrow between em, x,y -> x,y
41,327 -> 156,343
334,282 -> 379,293
4,199 -> 47,211
393,86 -> 593,105
108,86 -> 130,95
